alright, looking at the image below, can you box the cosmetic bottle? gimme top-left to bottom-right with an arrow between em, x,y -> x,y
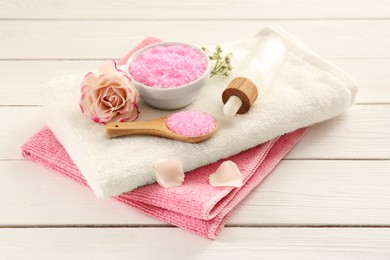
222,37 -> 287,117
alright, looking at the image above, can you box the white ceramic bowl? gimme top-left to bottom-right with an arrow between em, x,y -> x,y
126,42 -> 211,110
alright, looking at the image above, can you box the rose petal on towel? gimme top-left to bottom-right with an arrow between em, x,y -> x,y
153,159 -> 185,188
209,161 -> 243,187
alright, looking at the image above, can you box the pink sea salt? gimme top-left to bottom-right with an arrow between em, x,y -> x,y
165,111 -> 216,137
128,44 -> 208,88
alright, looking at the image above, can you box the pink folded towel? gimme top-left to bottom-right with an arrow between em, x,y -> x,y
22,126 -> 307,239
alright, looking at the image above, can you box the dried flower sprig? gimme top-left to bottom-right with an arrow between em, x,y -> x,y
202,46 -> 233,77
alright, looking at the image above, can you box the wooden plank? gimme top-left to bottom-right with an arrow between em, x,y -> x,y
1,105 -> 389,160
1,59 -> 389,106
0,0 -> 389,20
286,105 -> 390,159
0,228 -> 389,259
1,160 -> 389,226
333,59 -> 390,104
233,160 -> 390,225
0,161 -> 163,225
1,20 -> 390,59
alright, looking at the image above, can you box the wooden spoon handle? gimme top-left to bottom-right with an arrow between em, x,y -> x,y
105,117 -> 168,138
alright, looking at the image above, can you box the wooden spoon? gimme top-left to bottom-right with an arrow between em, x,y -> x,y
105,112 -> 218,143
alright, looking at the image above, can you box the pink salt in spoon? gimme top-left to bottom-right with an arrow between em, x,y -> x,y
105,111 -> 218,143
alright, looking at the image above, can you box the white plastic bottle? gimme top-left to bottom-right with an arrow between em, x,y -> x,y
222,37 -> 287,117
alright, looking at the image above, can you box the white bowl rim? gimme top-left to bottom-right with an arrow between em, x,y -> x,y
126,41 -> 211,92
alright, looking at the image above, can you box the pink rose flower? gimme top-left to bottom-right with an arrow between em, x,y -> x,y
79,60 -> 139,124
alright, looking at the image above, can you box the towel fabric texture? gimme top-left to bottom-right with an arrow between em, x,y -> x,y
22,126 -> 307,239
40,26 -> 357,198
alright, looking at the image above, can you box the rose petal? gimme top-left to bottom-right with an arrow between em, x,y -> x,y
153,159 -> 184,188
209,161 -> 243,188
79,89 -> 93,114
104,77 -> 122,87
92,91 -> 113,120
98,60 -> 122,76
111,103 -> 138,122
113,87 -> 128,108
123,74 -> 132,84
108,112 -> 124,123
96,74 -> 110,86
101,95 -> 114,109
81,72 -> 98,87
79,103 -> 85,113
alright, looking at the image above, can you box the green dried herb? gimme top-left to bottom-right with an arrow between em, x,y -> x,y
202,46 -> 233,77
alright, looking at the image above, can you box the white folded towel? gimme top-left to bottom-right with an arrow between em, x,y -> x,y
42,26 -> 357,198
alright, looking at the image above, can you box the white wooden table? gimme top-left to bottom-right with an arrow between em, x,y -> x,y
1,1 -> 390,258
